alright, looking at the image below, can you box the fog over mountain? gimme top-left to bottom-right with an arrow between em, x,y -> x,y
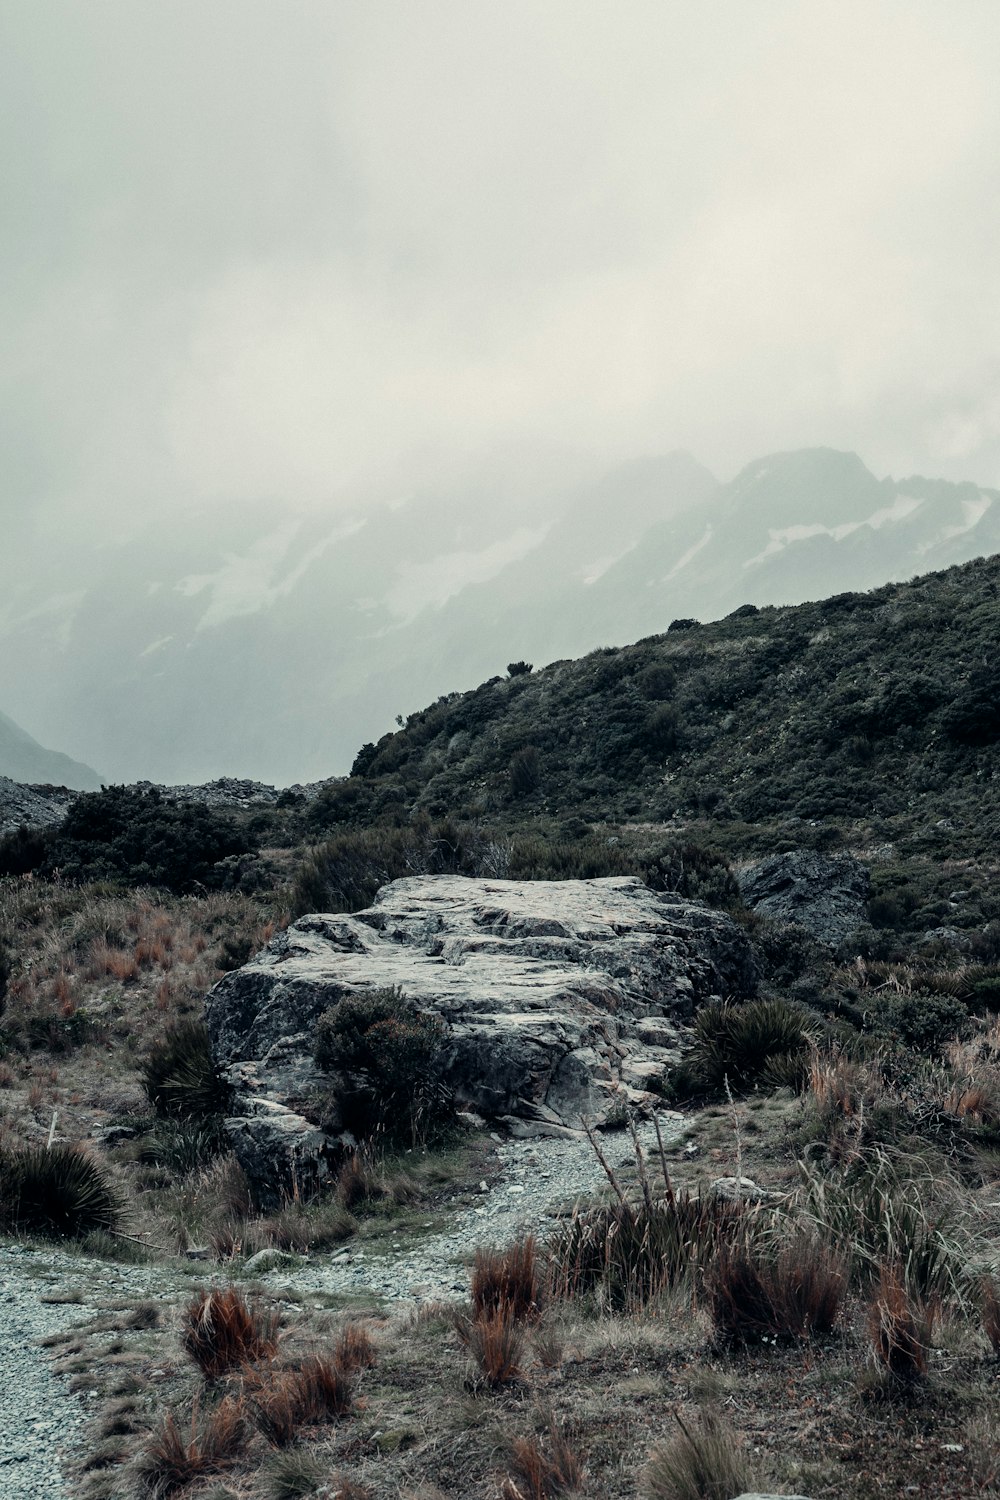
4,5 -> 1000,783
1,447 -> 996,786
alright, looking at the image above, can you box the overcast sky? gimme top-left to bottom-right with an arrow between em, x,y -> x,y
4,0 -> 1000,543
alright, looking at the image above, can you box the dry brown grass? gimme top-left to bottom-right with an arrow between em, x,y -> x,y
706,1232 -> 845,1346
642,1408 -> 757,1500
499,1418 -> 582,1499
135,1395 -> 247,1497
982,1276 -> 1000,1355
293,1354 -> 354,1421
181,1287 -> 281,1381
335,1322 -> 377,1374
455,1309 -> 526,1388
251,1372 -> 304,1448
472,1235 -> 543,1323
868,1263 -> 937,1384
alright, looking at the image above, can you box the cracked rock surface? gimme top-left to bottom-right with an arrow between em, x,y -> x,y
205,875 -> 755,1190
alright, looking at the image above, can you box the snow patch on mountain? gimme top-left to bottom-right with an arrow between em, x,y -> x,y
385,525 -> 550,620
175,518 -> 366,631
744,494 -> 925,569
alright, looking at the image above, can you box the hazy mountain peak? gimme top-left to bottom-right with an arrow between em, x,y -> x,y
0,710 -> 101,790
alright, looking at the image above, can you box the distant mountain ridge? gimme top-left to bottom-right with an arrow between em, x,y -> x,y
0,447 -> 996,785
0,710 -> 101,791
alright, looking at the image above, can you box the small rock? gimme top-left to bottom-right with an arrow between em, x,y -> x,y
243,1248 -> 294,1274
184,1246 -> 210,1261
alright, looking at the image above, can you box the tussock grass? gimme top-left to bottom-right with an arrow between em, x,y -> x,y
867,1262 -> 937,1385
181,1287 -> 281,1380
473,1235 -> 543,1323
706,1231 -> 844,1346
455,1309 -> 527,1388
797,1147 -> 967,1302
642,1408 -> 757,1500
500,1417 -> 582,1498
134,1396 -> 246,1498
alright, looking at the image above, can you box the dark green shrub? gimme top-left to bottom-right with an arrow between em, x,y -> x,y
142,1020 -> 231,1121
315,987 -> 449,1145
7,786 -> 254,892
507,661 -> 533,676
0,937 -> 11,1009
0,824 -> 52,878
675,997 -> 819,1096
509,746 -> 542,797
864,993 -> 969,1054
635,663 -> 677,701
0,1143 -> 121,1238
642,704 -> 680,756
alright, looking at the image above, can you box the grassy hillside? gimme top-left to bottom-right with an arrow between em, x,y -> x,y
337,552 -> 1000,840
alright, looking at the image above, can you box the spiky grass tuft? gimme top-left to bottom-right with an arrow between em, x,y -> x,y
135,1396 -> 246,1498
642,1408 -> 757,1500
181,1287 -> 281,1380
0,1143 -> 121,1239
473,1236 -> 543,1323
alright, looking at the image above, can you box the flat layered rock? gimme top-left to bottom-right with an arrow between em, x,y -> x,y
205,874 -> 756,1192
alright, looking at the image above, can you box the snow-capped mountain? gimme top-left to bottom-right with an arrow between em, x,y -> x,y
0,448 -> 996,785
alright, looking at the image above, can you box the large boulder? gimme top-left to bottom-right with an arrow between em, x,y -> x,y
737,850 -> 870,947
205,875 -> 756,1193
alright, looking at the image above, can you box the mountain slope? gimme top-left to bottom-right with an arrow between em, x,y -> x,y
341,551 -> 1000,850
0,710 -> 101,790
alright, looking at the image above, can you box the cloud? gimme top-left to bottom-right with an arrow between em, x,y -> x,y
3,0 -> 1000,539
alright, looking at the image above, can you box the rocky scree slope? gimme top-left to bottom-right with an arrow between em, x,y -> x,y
205,874 -> 755,1197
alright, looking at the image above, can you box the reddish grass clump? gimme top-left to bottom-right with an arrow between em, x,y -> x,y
456,1309 -> 526,1388
500,1420 -> 583,1498
295,1354 -> 354,1420
706,1233 -> 844,1346
251,1373 -> 303,1448
182,1287 -> 281,1380
473,1235 -> 543,1323
135,1395 -> 246,1498
868,1264 -> 935,1384
336,1321 -> 378,1373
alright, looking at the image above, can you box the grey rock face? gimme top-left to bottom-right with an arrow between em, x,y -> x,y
737,850 -> 870,946
205,875 -> 756,1187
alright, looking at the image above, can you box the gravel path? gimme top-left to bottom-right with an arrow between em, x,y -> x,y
271,1113 -> 685,1303
0,1115 -> 685,1495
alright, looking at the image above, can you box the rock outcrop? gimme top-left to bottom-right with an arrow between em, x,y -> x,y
205,875 -> 756,1198
737,849 -> 870,947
